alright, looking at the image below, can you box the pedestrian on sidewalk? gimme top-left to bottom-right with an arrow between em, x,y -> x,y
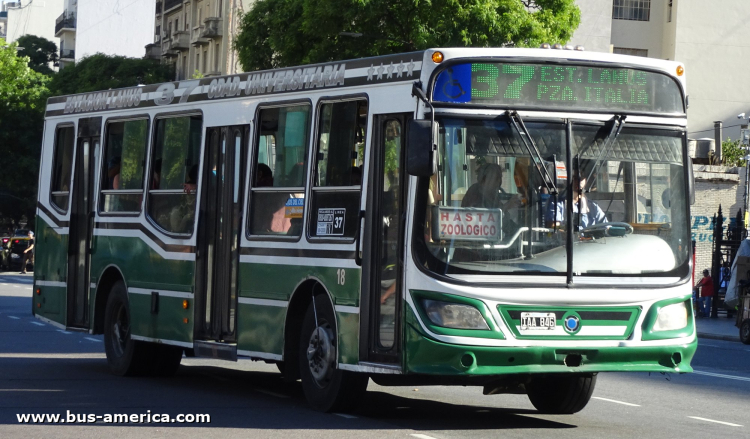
696,269 -> 714,317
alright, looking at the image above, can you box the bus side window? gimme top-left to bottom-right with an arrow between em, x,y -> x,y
147,115 -> 202,235
50,125 -> 76,212
248,104 -> 311,237
100,118 -> 149,213
309,99 -> 367,239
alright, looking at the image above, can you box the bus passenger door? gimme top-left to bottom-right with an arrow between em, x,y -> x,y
194,125 -> 247,345
360,113 -> 410,364
67,117 -> 101,328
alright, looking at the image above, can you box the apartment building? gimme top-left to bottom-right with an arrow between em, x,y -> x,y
54,0 -> 76,68
149,0 -> 250,80
53,0 -> 154,69
4,0 -> 63,45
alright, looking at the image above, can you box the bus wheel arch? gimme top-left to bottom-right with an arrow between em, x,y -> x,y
283,278 -> 332,381
92,265 -> 126,335
293,278 -> 367,412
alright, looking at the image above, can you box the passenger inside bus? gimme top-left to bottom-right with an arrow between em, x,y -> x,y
108,156 -> 121,190
256,163 -> 273,187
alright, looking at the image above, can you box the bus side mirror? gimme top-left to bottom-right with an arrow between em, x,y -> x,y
407,119 -> 436,177
687,156 -> 695,205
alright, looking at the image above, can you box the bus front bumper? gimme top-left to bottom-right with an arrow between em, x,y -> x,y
404,322 -> 698,376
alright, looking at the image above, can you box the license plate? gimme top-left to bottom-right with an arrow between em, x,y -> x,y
520,312 -> 556,330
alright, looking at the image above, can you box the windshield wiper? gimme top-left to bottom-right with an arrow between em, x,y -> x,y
583,115 -> 626,192
507,111 -> 557,195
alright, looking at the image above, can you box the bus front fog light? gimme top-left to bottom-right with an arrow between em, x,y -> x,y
652,302 -> 688,332
421,299 -> 489,330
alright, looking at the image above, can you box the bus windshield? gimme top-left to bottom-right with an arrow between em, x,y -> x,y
414,116 -> 690,278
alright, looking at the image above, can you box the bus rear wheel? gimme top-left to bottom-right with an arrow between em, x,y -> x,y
298,299 -> 368,412
526,373 -> 597,414
103,280 -> 151,376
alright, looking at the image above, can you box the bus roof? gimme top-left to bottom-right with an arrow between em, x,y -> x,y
44,48 -> 685,119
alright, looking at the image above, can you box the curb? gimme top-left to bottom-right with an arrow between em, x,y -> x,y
697,332 -> 740,342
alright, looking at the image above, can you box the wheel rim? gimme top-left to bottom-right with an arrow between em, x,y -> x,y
742,323 -> 750,340
110,301 -> 129,358
306,322 -> 335,388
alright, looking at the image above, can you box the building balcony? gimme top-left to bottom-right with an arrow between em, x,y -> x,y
55,12 -> 76,37
145,43 -> 162,60
60,49 -> 75,61
170,31 -> 190,50
191,26 -> 209,46
160,32 -> 189,57
163,0 -> 183,12
201,17 -> 222,38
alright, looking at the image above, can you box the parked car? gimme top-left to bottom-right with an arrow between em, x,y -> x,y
0,236 -> 11,270
8,236 -> 33,272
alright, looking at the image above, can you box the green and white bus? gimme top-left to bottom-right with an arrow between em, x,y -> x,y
33,47 -> 696,414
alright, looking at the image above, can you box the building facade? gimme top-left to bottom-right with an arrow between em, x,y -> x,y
54,0 -> 76,68
150,0 -> 250,80
4,0 -> 63,45
54,0 -> 156,69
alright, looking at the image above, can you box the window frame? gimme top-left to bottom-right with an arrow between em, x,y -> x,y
49,122 -> 77,215
306,94 -> 370,244
144,110 -> 204,238
612,0 -> 651,21
98,115 -> 151,217
245,98 -> 313,242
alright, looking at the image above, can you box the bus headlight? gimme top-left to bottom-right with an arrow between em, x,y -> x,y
421,299 -> 489,330
652,302 -> 688,332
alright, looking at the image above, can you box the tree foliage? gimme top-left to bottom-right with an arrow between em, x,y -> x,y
234,0 -> 581,71
0,38 -> 51,227
722,138 -> 745,167
16,34 -> 59,76
49,53 -> 172,96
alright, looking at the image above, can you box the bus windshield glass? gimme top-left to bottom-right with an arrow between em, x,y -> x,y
432,62 -> 684,114
414,117 -> 690,278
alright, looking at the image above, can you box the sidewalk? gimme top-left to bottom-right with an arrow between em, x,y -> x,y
695,314 -> 740,342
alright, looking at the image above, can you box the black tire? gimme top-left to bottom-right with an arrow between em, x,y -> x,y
149,344 -> 183,376
103,280 -> 151,376
299,298 -> 368,412
741,319 -> 750,345
526,373 -> 597,414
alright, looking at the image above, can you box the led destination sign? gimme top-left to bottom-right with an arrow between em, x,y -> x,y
433,62 -> 684,114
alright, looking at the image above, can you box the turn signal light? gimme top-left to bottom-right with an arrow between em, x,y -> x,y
37,303 -> 41,308
182,300 -> 189,309
432,51 -> 444,63
676,65 -> 684,76
183,318 -> 189,324
36,288 -> 41,295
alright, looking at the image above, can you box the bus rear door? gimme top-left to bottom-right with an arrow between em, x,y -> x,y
194,125 -> 247,355
66,117 -> 101,328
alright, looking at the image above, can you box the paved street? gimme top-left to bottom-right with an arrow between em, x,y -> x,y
1,273 -> 749,438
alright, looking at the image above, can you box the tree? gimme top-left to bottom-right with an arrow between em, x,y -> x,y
234,0 -> 581,71
16,35 -> 58,76
0,38 -> 51,227
722,138 -> 745,167
49,53 -> 172,96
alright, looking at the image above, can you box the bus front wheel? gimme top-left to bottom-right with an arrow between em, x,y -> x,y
526,373 -> 597,414
298,299 -> 368,412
